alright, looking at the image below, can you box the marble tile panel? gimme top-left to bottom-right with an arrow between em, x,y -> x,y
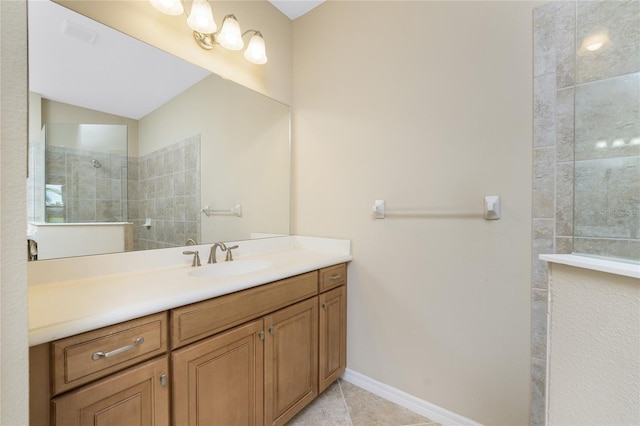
534,74 -> 557,148
128,159 -> 139,181
185,140 -> 199,170
163,174 -> 175,198
173,146 -> 185,171
96,200 -> 121,222
574,156 -> 640,239
174,171 -> 185,197
77,177 -> 96,200
530,357 -> 547,426
185,195 -> 199,222
184,221 -> 198,243
575,73 -> 640,161
45,150 -> 66,176
533,218 -> 554,289
574,238 -> 640,263
555,161 -> 573,237
533,147 -> 555,218
555,88 -> 574,163
555,0 -> 576,89
71,200 -> 96,222
534,7 -> 556,78
555,236 -> 573,254
164,150 -> 176,174
531,289 -> 548,360
153,153 -> 164,177
184,169 -> 199,197
174,196 -> 186,222
576,0 -> 640,84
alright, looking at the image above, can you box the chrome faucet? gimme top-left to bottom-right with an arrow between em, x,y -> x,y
225,245 -> 239,261
183,250 -> 201,267
208,242 -> 227,264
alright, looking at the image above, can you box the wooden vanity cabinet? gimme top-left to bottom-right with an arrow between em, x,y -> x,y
172,319 -> 265,425
29,312 -> 170,426
51,356 -> 169,426
318,285 -> 347,393
30,263 -> 348,426
264,297 -> 318,426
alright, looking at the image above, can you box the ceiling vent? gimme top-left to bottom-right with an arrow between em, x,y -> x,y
61,19 -> 99,44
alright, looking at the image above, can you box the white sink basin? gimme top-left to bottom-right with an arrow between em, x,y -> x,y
188,260 -> 271,278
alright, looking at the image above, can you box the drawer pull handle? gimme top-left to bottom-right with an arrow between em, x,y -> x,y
92,337 -> 144,361
328,274 -> 341,281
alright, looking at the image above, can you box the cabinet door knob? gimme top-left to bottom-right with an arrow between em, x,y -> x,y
160,374 -> 167,387
268,326 -> 274,335
322,303 -> 328,310
258,331 -> 265,340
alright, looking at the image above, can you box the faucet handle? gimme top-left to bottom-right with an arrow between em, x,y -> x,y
183,250 -> 201,267
225,245 -> 239,261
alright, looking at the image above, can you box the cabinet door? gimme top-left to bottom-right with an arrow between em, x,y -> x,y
52,356 -> 169,426
264,297 -> 318,426
172,319 -> 264,426
319,286 -> 347,393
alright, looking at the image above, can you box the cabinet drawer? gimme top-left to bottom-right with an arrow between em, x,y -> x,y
319,263 -> 347,292
52,312 -> 168,395
171,271 -> 318,348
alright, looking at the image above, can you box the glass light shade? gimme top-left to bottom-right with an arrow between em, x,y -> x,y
187,0 -> 217,34
244,33 -> 268,64
149,0 -> 184,15
217,15 -> 244,51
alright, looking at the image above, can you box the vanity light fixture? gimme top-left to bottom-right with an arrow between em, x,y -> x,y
149,0 -> 268,64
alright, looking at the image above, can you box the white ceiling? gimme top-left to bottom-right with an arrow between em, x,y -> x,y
268,0 -> 324,20
27,0 -> 322,120
28,0 -> 211,120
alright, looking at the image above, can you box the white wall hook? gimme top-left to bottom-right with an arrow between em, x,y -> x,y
372,200 -> 385,219
484,195 -> 501,220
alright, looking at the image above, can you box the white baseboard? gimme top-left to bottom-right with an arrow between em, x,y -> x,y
341,369 -> 483,426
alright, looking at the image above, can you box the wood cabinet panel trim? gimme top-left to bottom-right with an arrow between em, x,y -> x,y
51,312 -> 168,395
51,356 -> 169,426
319,263 -> 347,292
171,271 -> 318,349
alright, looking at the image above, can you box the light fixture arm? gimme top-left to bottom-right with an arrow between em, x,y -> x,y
149,0 -> 267,64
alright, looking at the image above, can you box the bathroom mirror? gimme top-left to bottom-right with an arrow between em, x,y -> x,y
27,0 -> 291,260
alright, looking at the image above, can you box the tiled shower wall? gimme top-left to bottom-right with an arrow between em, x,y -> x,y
532,1 -> 639,423
45,145 -> 128,222
128,135 -> 201,251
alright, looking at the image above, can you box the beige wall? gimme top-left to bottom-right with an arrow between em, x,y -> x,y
41,99 -> 140,155
0,1 -> 29,424
293,2 -> 540,424
56,0 -> 293,105
548,264 -> 640,425
139,74 -> 291,242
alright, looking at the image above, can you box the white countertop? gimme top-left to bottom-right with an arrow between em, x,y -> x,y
540,254 -> 640,279
28,236 -> 352,346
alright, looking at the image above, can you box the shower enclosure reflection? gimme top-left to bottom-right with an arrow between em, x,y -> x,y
27,123 -> 132,260
43,123 -> 128,223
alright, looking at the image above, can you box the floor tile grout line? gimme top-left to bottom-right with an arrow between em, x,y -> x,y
337,379 -> 354,426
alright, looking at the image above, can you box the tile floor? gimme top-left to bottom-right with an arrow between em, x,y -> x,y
287,379 -> 440,426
